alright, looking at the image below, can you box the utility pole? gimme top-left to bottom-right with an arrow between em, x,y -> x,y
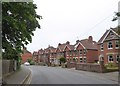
118,1 -> 120,86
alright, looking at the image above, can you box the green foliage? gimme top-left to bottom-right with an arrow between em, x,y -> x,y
30,61 -> 35,65
27,58 -> 32,63
59,57 -> 66,63
105,63 -> 118,68
2,2 -> 41,60
112,12 -> 120,21
27,58 -> 35,65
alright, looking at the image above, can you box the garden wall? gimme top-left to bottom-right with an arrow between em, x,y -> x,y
75,63 -> 106,73
2,60 -> 17,77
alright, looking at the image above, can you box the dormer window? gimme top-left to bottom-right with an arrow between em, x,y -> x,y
107,41 -> 113,49
100,44 -> 104,51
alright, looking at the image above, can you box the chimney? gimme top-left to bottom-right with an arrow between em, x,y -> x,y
66,41 -> 70,45
76,40 -> 79,43
58,43 -> 61,46
88,36 -> 93,42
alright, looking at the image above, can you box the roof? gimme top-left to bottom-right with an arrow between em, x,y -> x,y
80,39 -> 97,50
44,46 -> 56,54
98,27 -> 120,44
75,36 -> 97,50
33,51 -> 38,56
57,43 -> 66,52
63,44 -> 75,51
38,49 -> 44,54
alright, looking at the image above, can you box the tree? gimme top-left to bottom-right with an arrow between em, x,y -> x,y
112,12 -> 120,21
2,2 -> 42,60
59,57 -> 66,63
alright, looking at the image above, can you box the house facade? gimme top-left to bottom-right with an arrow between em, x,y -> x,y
98,27 -> 120,64
32,36 -> 99,65
74,36 -> 98,63
33,51 -> 39,63
21,48 -> 32,63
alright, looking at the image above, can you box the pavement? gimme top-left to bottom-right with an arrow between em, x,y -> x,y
3,65 -> 31,85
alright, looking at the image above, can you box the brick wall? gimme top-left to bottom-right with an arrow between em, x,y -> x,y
67,62 -> 76,68
2,60 -> 17,77
75,62 -> 106,73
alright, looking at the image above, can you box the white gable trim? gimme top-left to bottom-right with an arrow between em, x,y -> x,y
110,29 -> 120,37
55,47 -> 61,52
74,42 -> 86,50
63,45 -> 71,51
101,29 -> 120,43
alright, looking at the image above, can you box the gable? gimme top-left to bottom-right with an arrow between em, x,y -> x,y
76,42 -> 85,50
64,45 -> 70,51
55,48 -> 61,52
105,31 -> 119,41
98,28 -> 120,44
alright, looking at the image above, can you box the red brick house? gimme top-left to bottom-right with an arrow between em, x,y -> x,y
98,27 -> 120,64
55,42 -> 69,65
38,49 -> 44,62
21,48 -> 32,63
63,41 -> 75,62
74,36 -> 98,63
48,46 -> 56,65
33,51 -> 39,63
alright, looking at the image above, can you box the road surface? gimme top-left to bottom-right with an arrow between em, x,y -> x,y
28,65 -> 118,84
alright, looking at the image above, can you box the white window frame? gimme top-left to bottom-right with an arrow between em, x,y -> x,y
83,57 -> 86,63
116,55 -> 120,63
83,49 -> 86,55
115,41 -> 119,49
108,55 -> 114,63
80,50 -> 82,55
80,57 -> 82,63
100,44 -> 104,51
107,41 -> 113,49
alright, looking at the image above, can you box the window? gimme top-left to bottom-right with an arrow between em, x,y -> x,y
80,50 -> 82,55
70,51 -> 72,56
116,55 -> 120,63
108,55 -> 113,62
100,44 -> 104,51
115,41 -> 119,49
84,49 -> 86,55
84,57 -> 86,63
108,41 -> 113,49
110,32 -> 114,36
66,52 -> 69,56
80,57 -> 82,62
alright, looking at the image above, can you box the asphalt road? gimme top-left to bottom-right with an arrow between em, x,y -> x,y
28,65 -> 118,84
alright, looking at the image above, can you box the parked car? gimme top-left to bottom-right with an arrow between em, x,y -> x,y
24,62 -> 30,66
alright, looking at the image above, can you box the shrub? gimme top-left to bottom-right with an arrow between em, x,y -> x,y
59,57 -> 66,63
105,63 -> 118,68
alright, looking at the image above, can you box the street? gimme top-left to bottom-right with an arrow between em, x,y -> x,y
28,65 -> 118,84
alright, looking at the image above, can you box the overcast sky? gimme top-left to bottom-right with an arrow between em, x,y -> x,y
26,0 -> 119,53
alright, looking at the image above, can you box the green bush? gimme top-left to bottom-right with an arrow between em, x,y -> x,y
59,57 -> 66,63
30,61 -> 35,65
105,63 -> 118,68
